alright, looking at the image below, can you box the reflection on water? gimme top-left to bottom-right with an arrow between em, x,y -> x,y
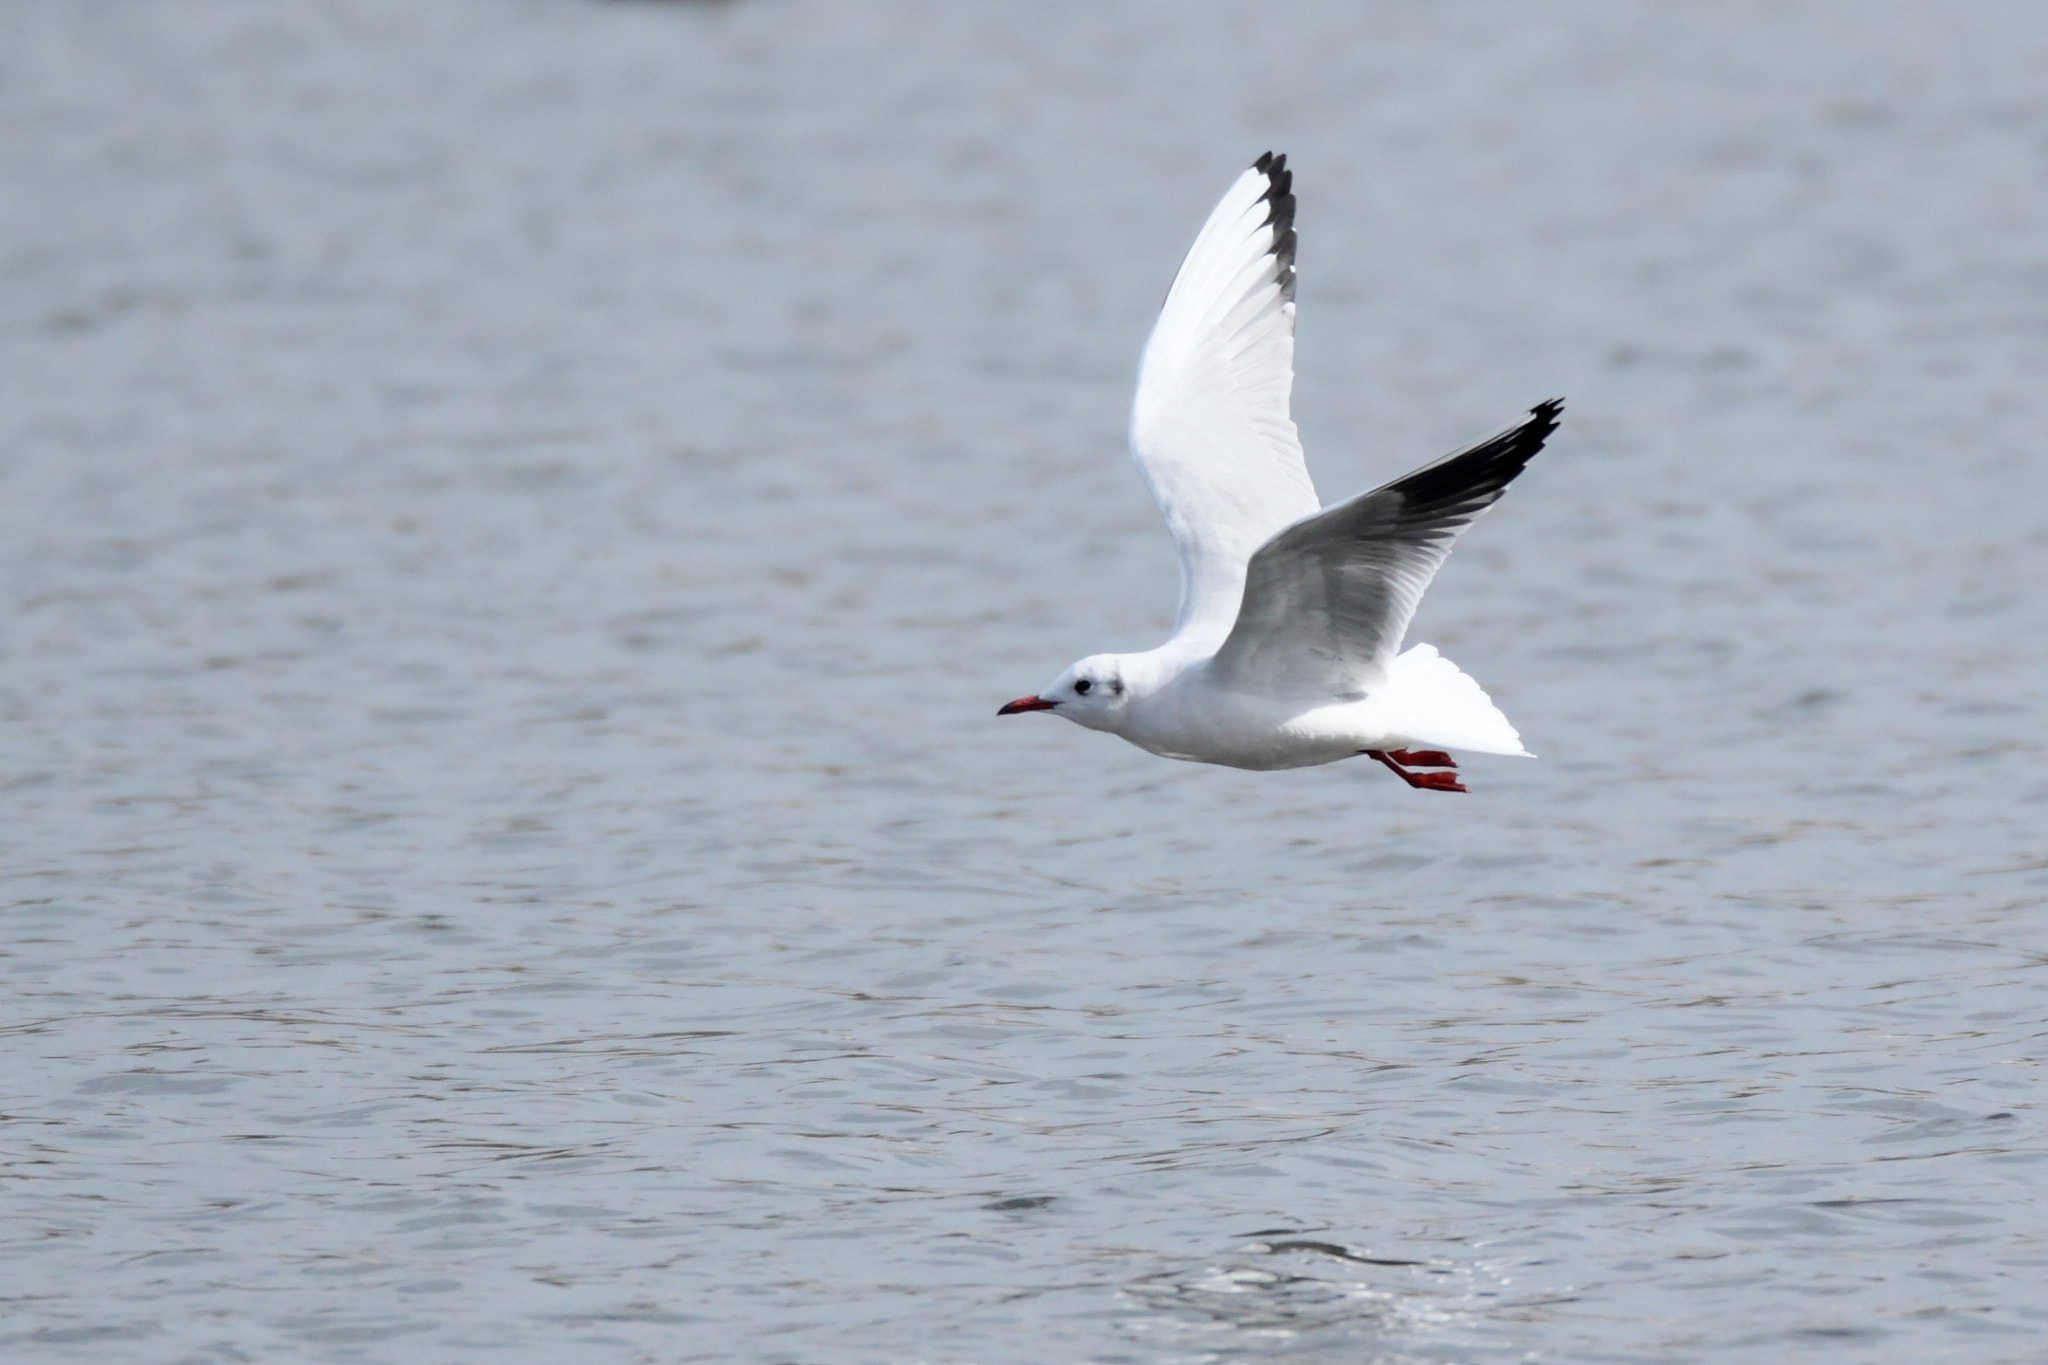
4,1 -> 2047,1361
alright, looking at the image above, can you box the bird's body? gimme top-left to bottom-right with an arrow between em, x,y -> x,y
1000,154 -> 1559,792
1051,641 -> 1527,773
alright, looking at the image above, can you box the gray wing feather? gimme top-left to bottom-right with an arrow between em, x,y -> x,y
1208,400 -> 1561,698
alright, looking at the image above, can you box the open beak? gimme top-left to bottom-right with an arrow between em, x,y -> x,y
997,694 -> 1058,716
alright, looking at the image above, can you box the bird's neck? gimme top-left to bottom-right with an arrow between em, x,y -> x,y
1115,642 -> 1209,700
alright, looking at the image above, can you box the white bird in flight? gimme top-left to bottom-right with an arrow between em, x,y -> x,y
999,153 -> 1560,793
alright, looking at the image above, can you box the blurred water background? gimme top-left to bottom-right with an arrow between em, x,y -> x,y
4,2 -> 2047,1361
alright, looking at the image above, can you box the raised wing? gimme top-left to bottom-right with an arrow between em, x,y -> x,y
1208,400 -> 1562,699
1130,153 -> 1321,650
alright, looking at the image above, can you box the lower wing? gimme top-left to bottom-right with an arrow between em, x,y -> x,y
1206,400 -> 1561,699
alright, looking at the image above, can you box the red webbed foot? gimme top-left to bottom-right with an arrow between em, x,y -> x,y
1365,750 -> 1469,794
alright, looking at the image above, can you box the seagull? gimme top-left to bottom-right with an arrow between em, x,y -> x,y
998,153 -> 1560,793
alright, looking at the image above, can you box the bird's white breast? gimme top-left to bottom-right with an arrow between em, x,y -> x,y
1114,663 -> 1401,771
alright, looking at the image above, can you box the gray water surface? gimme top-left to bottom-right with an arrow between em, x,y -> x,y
4,2 -> 2047,1361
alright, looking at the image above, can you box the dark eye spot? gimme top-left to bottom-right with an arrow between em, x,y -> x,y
1074,679 -> 1092,695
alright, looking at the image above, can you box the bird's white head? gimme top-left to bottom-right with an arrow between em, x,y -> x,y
997,654 -> 1133,732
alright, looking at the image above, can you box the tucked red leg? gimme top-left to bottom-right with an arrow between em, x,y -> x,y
1387,749 -> 1456,769
1365,750 -> 1469,794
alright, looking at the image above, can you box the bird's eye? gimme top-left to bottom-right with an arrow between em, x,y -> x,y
1074,679 -> 1093,695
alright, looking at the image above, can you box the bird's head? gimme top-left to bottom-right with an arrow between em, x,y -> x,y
997,655 -> 1131,732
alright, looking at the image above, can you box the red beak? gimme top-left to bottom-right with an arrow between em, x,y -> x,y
997,694 -> 1058,716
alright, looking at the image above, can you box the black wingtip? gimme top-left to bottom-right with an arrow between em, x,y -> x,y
1252,152 -> 1296,303
1381,398 -> 1564,519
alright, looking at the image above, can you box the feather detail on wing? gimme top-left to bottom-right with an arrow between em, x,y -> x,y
1207,400 -> 1562,699
1130,153 -> 1321,650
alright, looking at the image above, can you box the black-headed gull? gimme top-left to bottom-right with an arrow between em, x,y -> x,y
999,153 -> 1560,793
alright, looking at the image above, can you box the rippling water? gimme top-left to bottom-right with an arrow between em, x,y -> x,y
4,2 -> 2047,1361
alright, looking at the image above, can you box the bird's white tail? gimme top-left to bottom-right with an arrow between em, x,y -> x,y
1380,644 -> 1531,756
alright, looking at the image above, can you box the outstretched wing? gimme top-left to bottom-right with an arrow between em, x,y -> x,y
1130,153 -> 1321,650
1207,400 -> 1562,699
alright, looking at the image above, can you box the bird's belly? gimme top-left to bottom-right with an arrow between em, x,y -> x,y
1119,694 -> 1388,771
